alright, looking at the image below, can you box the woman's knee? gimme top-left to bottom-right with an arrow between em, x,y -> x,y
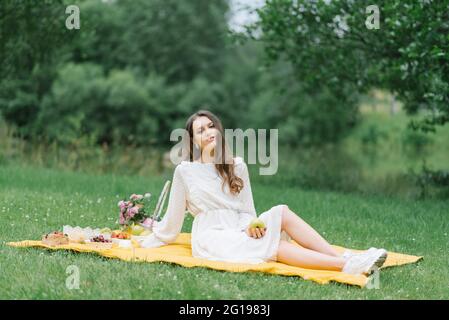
280,205 -> 290,230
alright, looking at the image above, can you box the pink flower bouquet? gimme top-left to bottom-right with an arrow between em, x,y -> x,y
118,193 -> 155,227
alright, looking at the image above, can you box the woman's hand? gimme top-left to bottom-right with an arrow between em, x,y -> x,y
246,226 -> 267,239
202,138 -> 217,161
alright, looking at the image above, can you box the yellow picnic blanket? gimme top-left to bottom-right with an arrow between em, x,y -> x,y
7,233 -> 422,288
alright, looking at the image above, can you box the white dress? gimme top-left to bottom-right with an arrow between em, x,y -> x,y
140,156 -> 292,264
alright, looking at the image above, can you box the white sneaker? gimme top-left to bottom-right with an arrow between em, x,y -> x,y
342,247 -> 377,260
342,250 -> 354,260
342,248 -> 388,275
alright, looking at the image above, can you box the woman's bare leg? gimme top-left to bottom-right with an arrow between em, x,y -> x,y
276,240 -> 346,271
280,205 -> 342,257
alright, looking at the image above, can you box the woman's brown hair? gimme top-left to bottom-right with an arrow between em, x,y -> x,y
183,110 -> 244,195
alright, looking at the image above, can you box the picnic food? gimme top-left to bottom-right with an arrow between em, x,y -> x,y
63,225 -> 102,243
90,235 -> 111,243
99,227 -> 112,234
68,234 -> 85,243
249,218 -> 266,229
84,235 -> 113,249
42,231 -> 69,246
111,231 -> 130,239
130,224 -> 145,235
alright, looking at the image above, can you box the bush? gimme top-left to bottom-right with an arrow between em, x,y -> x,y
360,124 -> 389,147
410,161 -> 449,199
35,63 -> 172,146
401,128 -> 434,159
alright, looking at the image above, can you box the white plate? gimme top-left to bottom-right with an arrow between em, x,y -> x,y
111,238 -> 132,248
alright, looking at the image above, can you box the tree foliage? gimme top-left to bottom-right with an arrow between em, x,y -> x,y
0,0 -> 233,145
250,0 -> 449,132
2,0 -> 445,149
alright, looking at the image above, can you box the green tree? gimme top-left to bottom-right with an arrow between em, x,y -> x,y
0,0 -> 79,136
74,0 -> 230,83
250,0 -> 449,132
36,63 -> 168,146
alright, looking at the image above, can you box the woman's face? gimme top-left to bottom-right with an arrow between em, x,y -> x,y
192,116 -> 218,152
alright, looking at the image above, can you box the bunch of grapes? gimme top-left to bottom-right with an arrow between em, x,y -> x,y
91,235 -> 111,243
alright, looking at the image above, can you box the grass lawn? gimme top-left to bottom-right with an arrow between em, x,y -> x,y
0,163 -> 447,299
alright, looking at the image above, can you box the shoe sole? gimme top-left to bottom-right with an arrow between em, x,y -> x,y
365,250 -> 388,275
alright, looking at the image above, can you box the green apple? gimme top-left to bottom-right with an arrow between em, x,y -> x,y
249,218 -> 266,229
130,225 -> 145,235
100,227 -> 112,234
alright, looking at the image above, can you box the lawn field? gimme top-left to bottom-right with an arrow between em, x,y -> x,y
0,164 -> 447,299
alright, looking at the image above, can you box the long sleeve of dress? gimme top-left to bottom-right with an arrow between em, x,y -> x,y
140,164 -> 187,248
236,159 -> 258,232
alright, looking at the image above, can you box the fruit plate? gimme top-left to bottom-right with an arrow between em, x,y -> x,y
111,238 -> 134,248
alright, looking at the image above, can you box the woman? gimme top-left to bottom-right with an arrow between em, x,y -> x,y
141,110 -> 387,275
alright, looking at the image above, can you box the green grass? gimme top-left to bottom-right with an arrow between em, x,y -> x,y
1,163 -> 447,299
